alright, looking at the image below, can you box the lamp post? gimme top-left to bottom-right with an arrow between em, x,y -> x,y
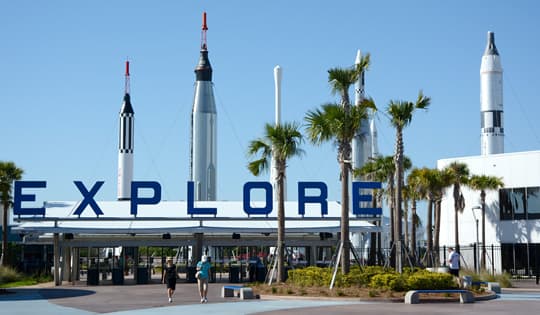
472,206 -> 482,274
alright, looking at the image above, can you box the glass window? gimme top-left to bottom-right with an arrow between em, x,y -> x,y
499,189 -> 513,220
511,188 -> 526,220
527,187 -> 540,219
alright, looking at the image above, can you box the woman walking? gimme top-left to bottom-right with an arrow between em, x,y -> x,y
196,255 -> 212,303
162,257 -> 178,303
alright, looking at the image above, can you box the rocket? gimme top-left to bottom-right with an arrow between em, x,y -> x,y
352,50 -> 372,178
480,31 -> 504,155
271,65 -> 285,201
117,60 -> 134,200
190,12 -> 217,201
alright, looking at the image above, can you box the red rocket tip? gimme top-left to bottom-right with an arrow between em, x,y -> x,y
202,12 -> 208,31
125,61 -> 130,76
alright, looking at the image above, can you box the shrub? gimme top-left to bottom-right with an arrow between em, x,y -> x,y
369,273 -> 407,291
0,266 -> 24,284
406,270 -> 456,290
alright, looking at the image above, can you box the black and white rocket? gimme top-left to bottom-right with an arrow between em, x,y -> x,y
190,12 -> 217,201
117,61 -> 134,200
480,31 -> 504,155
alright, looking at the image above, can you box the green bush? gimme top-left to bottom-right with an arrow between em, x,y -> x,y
0,266 -> 24,284
405,270 -> 456,290
369,273 -> 407,291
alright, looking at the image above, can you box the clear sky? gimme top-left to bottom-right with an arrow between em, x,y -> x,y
2,1 -> 540,220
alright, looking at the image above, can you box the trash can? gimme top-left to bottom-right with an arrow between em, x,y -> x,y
87,268 -> 99,285
229,265 -> 240,283
256,266 -> 267,282
112,268 -> 124,285
186,266 -> 197,283
136,267 -> 149,284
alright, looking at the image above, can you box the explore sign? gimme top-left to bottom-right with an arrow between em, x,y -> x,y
13,180 -> 381,218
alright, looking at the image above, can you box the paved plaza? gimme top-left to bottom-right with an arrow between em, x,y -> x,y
1,279 -> 539,315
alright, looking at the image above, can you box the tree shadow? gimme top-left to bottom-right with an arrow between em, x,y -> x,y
0,288 -> 95,301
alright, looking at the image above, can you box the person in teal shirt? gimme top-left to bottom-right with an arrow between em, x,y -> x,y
196,255 -> 212,303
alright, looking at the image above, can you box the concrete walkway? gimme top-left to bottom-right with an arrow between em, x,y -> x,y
0,279 -> 539,315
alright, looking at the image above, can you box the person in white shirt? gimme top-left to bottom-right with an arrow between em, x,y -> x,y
447,247 -> 460,277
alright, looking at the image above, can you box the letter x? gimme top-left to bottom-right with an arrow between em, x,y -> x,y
73,181 -> 104,216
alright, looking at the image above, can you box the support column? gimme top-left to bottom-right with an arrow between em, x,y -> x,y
53,233 -> 60,286
63,240 -> 72,282
310,246 -> 317,267
72,247 -> 79,283
193,233 -> 204,266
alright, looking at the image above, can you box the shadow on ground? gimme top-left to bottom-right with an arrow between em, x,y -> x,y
0,288 -> 95,301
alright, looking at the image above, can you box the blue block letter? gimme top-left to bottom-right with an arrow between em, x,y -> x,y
298,182 -> 328,216
13,181 -> 46,216
187,181 -> 217,215
352,181 -> 382,215
131,181 -> 162,216
74,181 -> 105,216
243,181 -> 273,216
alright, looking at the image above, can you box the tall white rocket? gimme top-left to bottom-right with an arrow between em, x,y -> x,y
117,61 -> 134,200
480,31 -> 504,155
271,65 -> 284,201
190,12 -> 217,201
352,50 -> 372,178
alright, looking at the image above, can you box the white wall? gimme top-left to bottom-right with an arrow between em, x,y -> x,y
437,151 -> 540,272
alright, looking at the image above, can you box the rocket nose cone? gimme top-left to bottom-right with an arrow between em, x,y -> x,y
121,93 -> 134,114
484,31 -> 499,56
355,49 -> 362,64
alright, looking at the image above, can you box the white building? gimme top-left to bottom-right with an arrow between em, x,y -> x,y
437,151 -> 540,275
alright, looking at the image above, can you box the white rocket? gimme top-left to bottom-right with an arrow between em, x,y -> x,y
271,65 -> 284,201
190,12 -> 217,201
480,31 -> 504,155
352,50 -> 372,178
117,61 -> 134,200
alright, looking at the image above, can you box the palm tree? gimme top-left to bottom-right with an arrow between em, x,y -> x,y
247,122 -> 303,283
305,59 -> 374,274
356,155 -> 411,266
386,91 -> 430,272
0,161 -> 24,266
444,161 -> 470,254
407,168 -> 428,262
356,155 -> 393,265
469,174 -> 504,270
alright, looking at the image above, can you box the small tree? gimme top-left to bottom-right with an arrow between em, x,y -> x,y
0,161 -> 24,266
247,122 -> 303,283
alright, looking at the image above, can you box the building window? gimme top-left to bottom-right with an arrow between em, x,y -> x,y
500,186 -> 540,220
527,187 -> 540,219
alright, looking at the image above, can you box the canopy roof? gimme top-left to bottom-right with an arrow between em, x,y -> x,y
13,200 -> 380,235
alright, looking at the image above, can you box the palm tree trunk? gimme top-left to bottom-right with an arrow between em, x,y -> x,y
340,160 -> 350,274
434,199 -> 442,266
1,203 -> 8,266
388,181 -> 395,268
453,184 -> 461,253
369,195 -> 377,265
277,166 -> 286,283
404,200 -> 409,252
394,128 -> 404,273
481,190 -> 486,270
426,198 -> 433,267
411,199 -> 417,263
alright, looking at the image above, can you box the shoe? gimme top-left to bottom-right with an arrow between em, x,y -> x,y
204,297 -> 208,303
200,298 -> 204,303
168,298 -> 172,303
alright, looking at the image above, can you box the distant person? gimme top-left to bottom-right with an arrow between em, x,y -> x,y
162,257 -> 178,303
447,247 -> 460,278
196,255 -> 212,303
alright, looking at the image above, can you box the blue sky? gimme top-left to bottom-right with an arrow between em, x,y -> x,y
2,1 -> 540,220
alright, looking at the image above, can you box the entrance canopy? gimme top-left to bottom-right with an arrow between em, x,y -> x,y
13,200 -> 381,235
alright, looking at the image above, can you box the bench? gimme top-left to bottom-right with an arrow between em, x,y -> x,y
404,289 -> 474,304
221,285 -> 254,299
